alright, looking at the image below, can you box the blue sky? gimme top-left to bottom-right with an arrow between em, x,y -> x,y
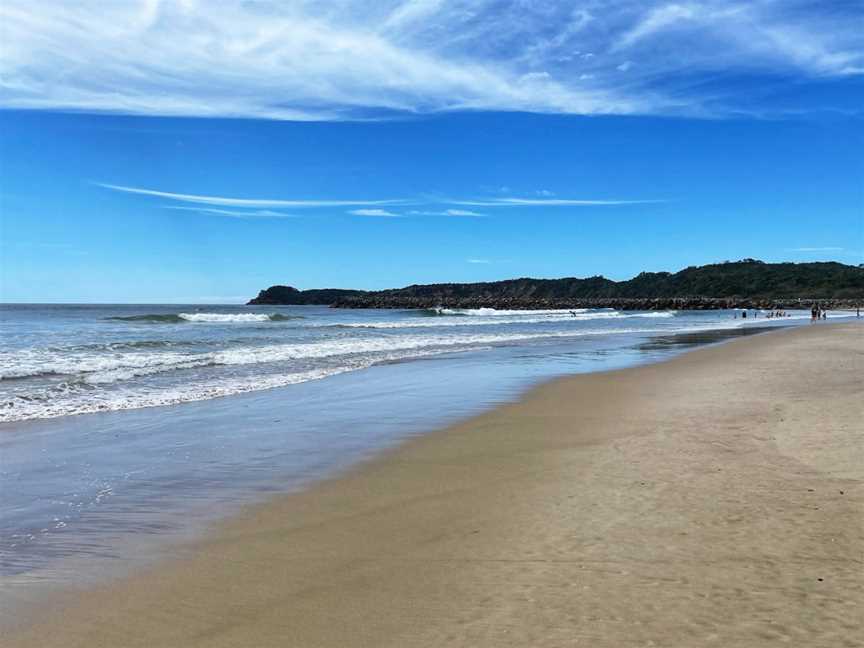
1,1 -> 862,303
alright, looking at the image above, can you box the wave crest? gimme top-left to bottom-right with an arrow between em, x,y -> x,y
425,307 -> 591,317
105,313 -> 300,323
342,309 -> 676,329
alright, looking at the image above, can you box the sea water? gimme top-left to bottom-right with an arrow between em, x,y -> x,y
0,304 -> 853,608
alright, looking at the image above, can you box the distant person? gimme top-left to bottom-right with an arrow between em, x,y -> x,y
857,307 -> 860,318
741,310 -> 747,319
811,305 -> 817,321
823,309 -> 828,320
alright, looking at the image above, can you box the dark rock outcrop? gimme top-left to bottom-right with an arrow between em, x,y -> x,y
248,286 -> 364,305
332,296 -> 861,310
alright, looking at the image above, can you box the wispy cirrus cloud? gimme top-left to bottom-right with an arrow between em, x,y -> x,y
348,209 -> 402,217
98,183 -> 403,208
615,3 -> 863,76
408,209 -> 485,217
164,206 -> 298,219
452,197 -> 663,207
2,1 -> 861,121
99,183 -> 659,218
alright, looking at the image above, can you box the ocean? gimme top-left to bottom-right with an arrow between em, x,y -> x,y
0,304 -> 853,611
0,303 -> 829,423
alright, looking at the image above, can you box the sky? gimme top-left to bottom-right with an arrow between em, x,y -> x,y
1,0 -> 862,303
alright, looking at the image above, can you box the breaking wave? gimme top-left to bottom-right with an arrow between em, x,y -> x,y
105,313 -> 300,323
3,302 -> 822,425
0,328 -> 657,421
424,307 -> 592,317
343,309 -> 677,328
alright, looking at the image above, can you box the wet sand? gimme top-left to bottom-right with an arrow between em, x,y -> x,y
6,323 -> 863,647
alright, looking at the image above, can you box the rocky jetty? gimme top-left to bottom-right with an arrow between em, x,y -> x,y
330,296 -> 861,311
249,260 -> 864,310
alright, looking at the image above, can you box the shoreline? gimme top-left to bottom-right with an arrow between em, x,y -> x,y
6,322 -> 863,647
0,321 -> 788,594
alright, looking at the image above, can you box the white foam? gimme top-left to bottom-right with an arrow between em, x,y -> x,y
0,348 -> 472,422
0,310 -> 688,390
3,328 -> 643,385
0,367 -> 353,422
82,361 -> 208,385
178,312 -> 276,322
632,311 -> 676,319
431,307 -> 593,316
3,327 -> 674,421
0,348 -> 207,381
208,330 -> 612,367
340,310 -> 676,328
1,307 -> 828,423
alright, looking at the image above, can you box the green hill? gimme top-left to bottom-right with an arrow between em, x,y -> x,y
248,260 -> 864,309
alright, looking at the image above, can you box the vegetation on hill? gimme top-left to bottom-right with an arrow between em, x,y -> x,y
248,286 -> 364,305
248,260 -> 864,308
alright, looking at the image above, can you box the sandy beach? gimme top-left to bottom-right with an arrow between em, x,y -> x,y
6,322 -> 862,647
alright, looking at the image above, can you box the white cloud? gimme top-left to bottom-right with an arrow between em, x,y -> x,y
616,61 -> 633,72
452,197 -> 662,206
98,183 -> 402,208
408,208 -> 485,217
0,1 -> 643,120
381,0 -> 447,31
349,208 -> 401,217
616,4 -> 702,50
2,1 -> 859,121
615,2 -> 863,76
164,206 -> 297,219
100,183 -> 656,213
467,258 -> 491,264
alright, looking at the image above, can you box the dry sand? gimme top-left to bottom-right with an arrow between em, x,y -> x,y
6,323 -> 863,647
